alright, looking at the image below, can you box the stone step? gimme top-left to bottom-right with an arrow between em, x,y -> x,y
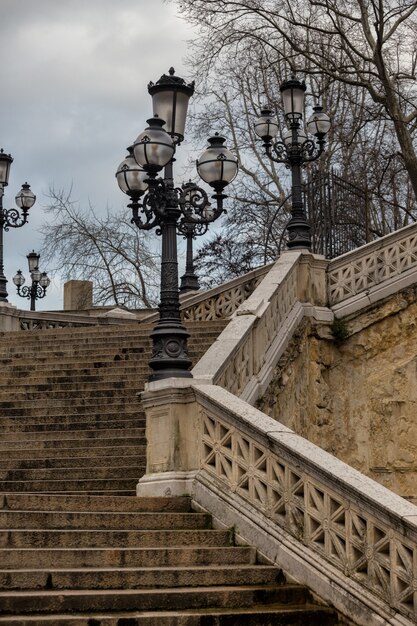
0,405 -> 145,419
0,495 -> 191,513
0,398 -> 145,411
0,380 -> 144,398
0,454 -> 144,470
0,418 -> 144,433
0,320 -> 225,341
0,335 -> 218,354
0,322 -> 152,339
0,350 -> 149,363
1,339 -> 150,351
0,407 -> 145,422
0,335 -> 214,356
0,444 -> 145,460
0,353 -> 196,372
0,605 -> 340,625
0,545 -> 255,568
0,373 -> 149,388
2,363 -> 149,377
0,465 -> 145,482
0,426 -> 145,442
0,510 -> 209,531
0,478 -> 139,493
0,564 -> 280,590
0,528 -> 233,549
0,322 -> 226,343
0,371 -> 148,384
0,584 -> 309,614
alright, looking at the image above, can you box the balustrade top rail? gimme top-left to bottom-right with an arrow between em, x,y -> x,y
328,221 -> 417,306
18,310 -> 140,331
193,252 -> 302,399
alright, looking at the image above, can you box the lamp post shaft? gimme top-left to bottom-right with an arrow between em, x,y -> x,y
287,122 -> 311,250
0,188 -> 7,302
30,284 -> 36,312
148,163 -> 192,381
180,228 -> 200,293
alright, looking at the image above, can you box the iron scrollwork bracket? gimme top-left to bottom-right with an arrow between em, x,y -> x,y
17,284 -> 47,301
300,138 -> 325,164
2,207 -> 28,232
177,182 -> 225,234
264,135 -> 325,168
129,176 -> 171,232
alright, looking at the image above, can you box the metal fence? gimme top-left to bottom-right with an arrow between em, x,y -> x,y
305,169 -> 370,258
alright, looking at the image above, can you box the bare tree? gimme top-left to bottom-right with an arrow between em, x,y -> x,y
169,0 -> 417,281
40,188 -> 159,308
176,0 -> 417,197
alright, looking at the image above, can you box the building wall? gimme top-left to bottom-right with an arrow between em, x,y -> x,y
257,285 -> 417,503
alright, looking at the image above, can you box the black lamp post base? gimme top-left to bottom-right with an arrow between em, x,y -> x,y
148,321 -> 193,381
180,271 -> 200,293
286,218 -> 312,251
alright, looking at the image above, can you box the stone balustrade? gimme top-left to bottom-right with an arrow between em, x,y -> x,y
140,245 -> 417,624
17,309 -> 139,331
193,251 -> 329,402
141,264 -> 272,325
194,384 -> 417,626
328,222 -> 417,312
139,379 -> 417,625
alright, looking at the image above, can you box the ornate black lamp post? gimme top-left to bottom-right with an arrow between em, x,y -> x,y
0,150 -> 36,302
116,68 -> 238,381
254,76 -> 330,251
13,251 -> 50,311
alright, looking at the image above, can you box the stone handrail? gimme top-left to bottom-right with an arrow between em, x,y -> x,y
192,383 -> 417,625
328,222 -> 417,306
193,251 -> 329,402
18,310 -> 139,331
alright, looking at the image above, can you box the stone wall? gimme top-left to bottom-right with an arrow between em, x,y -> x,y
257,285 -> 417,503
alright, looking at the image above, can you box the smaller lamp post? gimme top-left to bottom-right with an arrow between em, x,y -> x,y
178,181 -> 214,293
13,251 -> 50,311
0,150 -> 36,302
254,76 -> 330,251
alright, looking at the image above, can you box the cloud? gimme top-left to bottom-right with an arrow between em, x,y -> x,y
0,0 -> 195,310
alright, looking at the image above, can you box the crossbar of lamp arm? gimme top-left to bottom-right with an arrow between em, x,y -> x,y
17,283 -> 47,301
263,122 -> 325,167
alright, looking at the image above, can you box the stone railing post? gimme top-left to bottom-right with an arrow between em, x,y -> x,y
297,253 -> 327,305
137,379 -> 199,497
0,303 -> 20,331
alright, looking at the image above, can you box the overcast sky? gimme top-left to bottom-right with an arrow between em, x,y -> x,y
0,0 -> 197,310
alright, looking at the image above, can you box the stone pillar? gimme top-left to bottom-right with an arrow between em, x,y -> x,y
63,280 -> 93,310
137,379 -> 199,497
0,303 -> 20,331
297,253 -> 328,306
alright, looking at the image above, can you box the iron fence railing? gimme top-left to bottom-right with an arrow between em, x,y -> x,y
305,169 -> 370,258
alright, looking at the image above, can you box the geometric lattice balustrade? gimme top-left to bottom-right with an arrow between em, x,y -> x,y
182,273 -> 266,322
328,224 -> 417,305
213,261 -> 298,397
201,409 -> 417,622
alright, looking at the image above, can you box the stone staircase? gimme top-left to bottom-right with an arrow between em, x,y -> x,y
0,321 -> 220,496
0,321 -> 342,624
